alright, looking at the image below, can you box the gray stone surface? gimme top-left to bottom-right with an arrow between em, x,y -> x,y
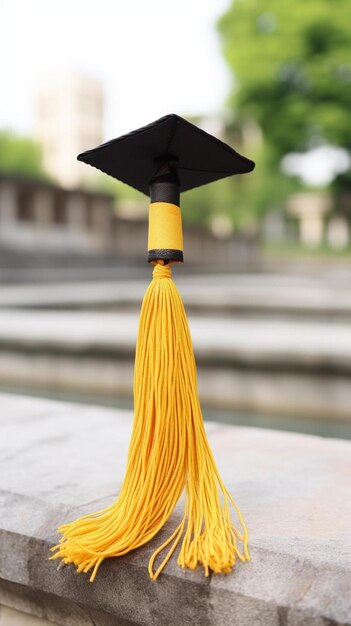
0,393 -> 350,625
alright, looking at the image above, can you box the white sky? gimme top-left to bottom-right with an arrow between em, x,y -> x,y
282,146 -> 351,186
1,0 -> 230,139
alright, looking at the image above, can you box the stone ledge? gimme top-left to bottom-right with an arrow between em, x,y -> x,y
1,393 -> 350,626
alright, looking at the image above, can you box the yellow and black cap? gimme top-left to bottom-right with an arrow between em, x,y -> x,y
77,114 -> 255,263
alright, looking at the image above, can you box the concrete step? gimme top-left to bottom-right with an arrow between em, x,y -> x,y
0,309 -> 350,419
0,308 -> 350,370
1,274 -> 351,320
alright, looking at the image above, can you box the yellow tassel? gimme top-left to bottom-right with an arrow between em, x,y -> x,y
50,261 -> 249,581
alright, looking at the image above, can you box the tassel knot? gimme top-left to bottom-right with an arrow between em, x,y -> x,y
153,263 -> 172,280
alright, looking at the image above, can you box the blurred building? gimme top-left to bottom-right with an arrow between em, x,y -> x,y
35,72 -> 104,188
287,192 -> 350,249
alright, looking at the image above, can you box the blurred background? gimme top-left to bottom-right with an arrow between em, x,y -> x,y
1,0 -> 351,438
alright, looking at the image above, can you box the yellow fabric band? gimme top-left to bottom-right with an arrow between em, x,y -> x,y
148,202 -> 183,252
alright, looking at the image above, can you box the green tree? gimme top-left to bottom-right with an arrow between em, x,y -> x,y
0,130 -> 49,180
218,0 -> 351,187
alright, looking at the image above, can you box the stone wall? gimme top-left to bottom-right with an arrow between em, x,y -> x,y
0,393 -> 350,625
0,175 -> 114,255
0,174 -> 259,271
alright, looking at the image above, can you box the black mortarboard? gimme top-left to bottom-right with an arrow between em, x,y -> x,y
77,113 -> 255,196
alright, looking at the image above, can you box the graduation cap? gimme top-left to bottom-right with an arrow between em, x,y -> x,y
51,115 -> 254,582
78,113 -> 255,262
78,113 -> 255,195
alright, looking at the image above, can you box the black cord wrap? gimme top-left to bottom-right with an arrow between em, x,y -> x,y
148,157 -> 183,264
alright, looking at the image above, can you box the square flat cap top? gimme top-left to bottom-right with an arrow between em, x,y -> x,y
77,114 -> 255,196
